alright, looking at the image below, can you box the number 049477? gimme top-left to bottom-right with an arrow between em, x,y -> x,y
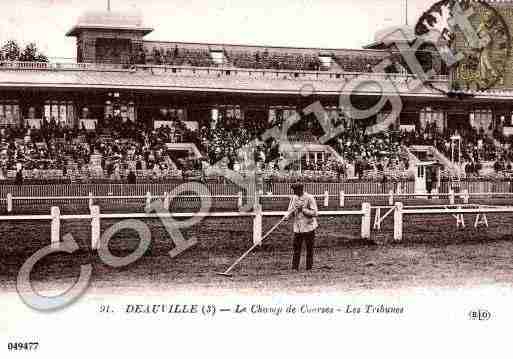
7,342 -> 39,351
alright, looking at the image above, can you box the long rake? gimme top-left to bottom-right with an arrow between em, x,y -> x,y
217,212 -> 291,278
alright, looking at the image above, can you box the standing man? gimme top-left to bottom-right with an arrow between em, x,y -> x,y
288,183 -> 319,271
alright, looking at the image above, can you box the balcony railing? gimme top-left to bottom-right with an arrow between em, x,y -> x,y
0,61 -> 128,71
0,60 -> 450,83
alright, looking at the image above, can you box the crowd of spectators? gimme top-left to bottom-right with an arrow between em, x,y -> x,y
128,44 -> 395,74
227,50 -> 322,71
133,45 -> 212,67
196,108 -> 409,180
334,54 -> 386,73
331,126 -> 408,178
400,122 -> 513,176
0,114 -> 209,181
10,104 -> 513,183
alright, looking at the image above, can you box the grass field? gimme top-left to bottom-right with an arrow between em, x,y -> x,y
2,196 -> 513,295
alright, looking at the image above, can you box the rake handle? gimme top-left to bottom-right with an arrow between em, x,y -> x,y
221,213 -> 290,275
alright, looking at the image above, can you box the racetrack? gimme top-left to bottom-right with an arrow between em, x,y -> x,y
2,195 -> 513,295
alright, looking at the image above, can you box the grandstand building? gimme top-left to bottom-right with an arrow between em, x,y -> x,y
2,3 -> 513,190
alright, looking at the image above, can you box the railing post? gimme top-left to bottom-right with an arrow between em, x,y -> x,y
393,202 -> 403,242
145,191 -> 152,210
51,206 -> 60,249
339,191 -> 345,208
361,202 -> 371,240
91,205 -> 101,250
432,188 -> 439,199
373,207 -> 382,230
253,191 -> 260,210
88,192 -> 94,208
324,190 -> 329,208
253,204 -> 263,245
6,193 -> 12,213
163,192 -> 170,209
237,191 -> 243,208
462,189 -> 469,204
449,189 -> 455,205
388,190 -> 394,206
456,206 -> 466,229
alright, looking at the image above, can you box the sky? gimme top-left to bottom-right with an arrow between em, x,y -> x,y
0,0 -> 437,61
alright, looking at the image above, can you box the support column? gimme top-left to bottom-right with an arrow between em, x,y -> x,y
6,193 -> 12,213
253,204 -> 263,245
393,202 -> 403,241
339,191 -> 345,208
91,205 -> 101,250
51,206 -> 61,249
361,203 -> 371,240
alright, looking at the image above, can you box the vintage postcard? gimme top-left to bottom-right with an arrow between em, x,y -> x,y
1,0 -> 511,357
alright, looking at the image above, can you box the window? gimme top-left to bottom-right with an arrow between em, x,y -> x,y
420,107 -> 445,131
469,109 -> 493,132
104,101 -> 136,122
44,101 -> 76,126
319,55 -> 333,69
159,107 -> 186,122
210,50 -> 226,66
213,105 -> 244,122
0,100 -> 20,126
268,107 -> 299,127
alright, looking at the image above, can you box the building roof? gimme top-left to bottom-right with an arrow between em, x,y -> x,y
0,64 -> 450,97
66,10 -> 153,37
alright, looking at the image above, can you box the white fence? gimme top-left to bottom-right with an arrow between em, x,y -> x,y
1,199 -> 512,247
4,188 -> 499,213
384,202 -> 513,241
0,204 -> 371,250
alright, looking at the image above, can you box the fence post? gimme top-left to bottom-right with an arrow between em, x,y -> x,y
361,202 -> 371,240
253,191 -> 260,210
324,190 -> 329,208
51,206 -> 60,249
432,188 -> 439,199
456,206 -> 466,229
388,190 -> 394,206
339,191 -> 345,208
91,205 -> 100,250
163,192 -> 170,209
253,204 -> 263,245
393,202 -> 403,242
449,189 -> 455,205
237,191 -> 243,208
6,193 -> 12,213
462,189 -> 469,204
373,207 -> 382,230
88,192 -> 94,208
145,191 -> 152,210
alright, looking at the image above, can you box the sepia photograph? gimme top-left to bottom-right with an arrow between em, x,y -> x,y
1,0 -> 512,357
